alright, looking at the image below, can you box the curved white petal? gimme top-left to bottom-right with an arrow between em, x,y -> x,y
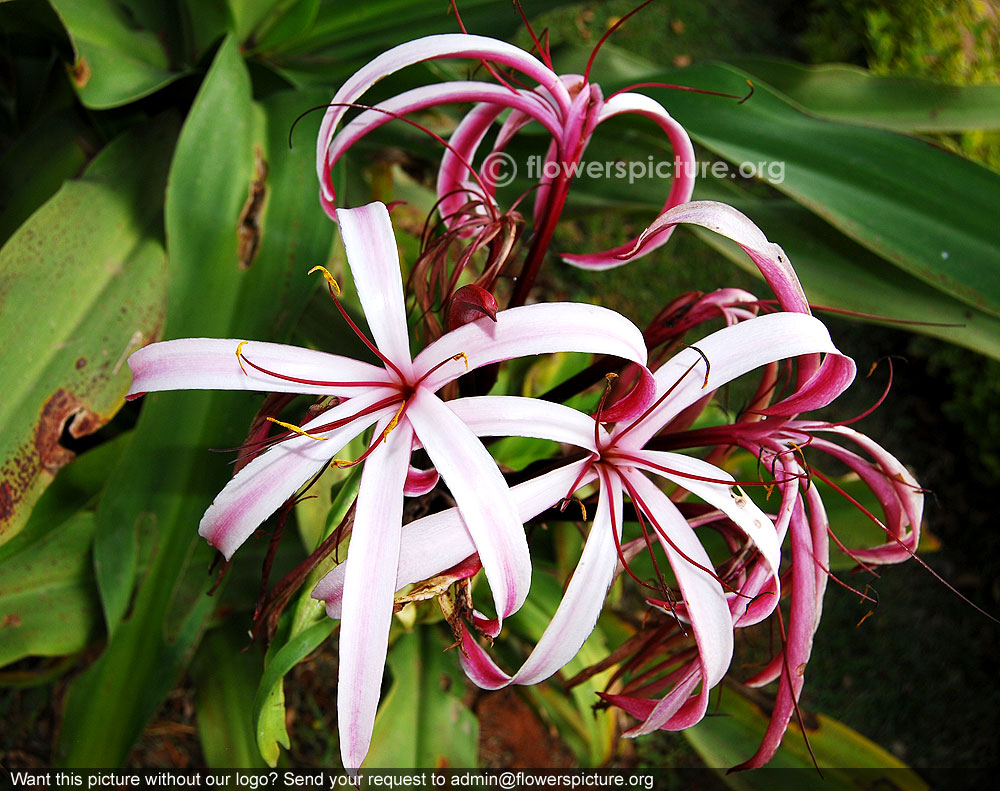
127,338 -> 393,399
623,471 -> 733,733
445,395 -> 600,451
461,467 -> 624,689
407,389 -> 529,622
413,302 -> 648,392
330,83 -> 562,184
313,461 -> 594,617
318,34 -> 571,205
561,92 -> 696,269
198,392 -> 396,559
337,419 -> 413,771
629,201 -> 809,312
336,203 -> 413,378
614,312 -> 853,449
623,450 -> 780,575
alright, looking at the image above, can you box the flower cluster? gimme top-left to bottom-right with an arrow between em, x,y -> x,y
128,16 -> 921,773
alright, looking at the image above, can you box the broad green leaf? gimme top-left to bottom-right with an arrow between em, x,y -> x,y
0,512 -> 99,666
635,64 -> 1000,320
58,36 -> 338,766
48,0 -> 184,109
366,627 -> 479,768
728,58 -> 1000,133
192,625 -> 269,768
266,0 -> 578,84
0,110 -> 94,246
684,686 -> 927,789
0,117 -> 173,545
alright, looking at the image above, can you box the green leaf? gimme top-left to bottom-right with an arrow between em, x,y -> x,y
48,0 -> 184,109
683,686 -> 927,789
0,109 -> 94,246
636,64 -> 1000,320
253,619 -> 336,766
728,58 -> 1000,133
366,627 -> 479,768
0,117 -> 173,545
266,0 -> 579,84
58,36 -> 338,766
192,625 -> 269,768
0,512 -> 99,666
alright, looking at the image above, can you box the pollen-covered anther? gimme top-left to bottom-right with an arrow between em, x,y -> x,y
236,341 -> 249,375
308,265 -> 342,296
265,416 -> 329,441
453,352 -> 469,371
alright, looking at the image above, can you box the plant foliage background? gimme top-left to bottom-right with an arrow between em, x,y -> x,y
1,0 -> 998,777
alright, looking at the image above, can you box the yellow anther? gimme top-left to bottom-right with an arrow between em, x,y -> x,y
605,372 -> 619,382
453,352 -> 469,371
331,459 -> 354,469
236,341 -> 249,376
265,416 -> 329,441
308,265 -> 341,296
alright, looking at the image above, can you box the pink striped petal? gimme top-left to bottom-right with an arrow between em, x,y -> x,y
614,312 -> 853,449
318,34 -> 571,208
461,467 -> 624,688
624,450 -> 780,574
337,419 -> 413,771
336,203 -> 413,378
198,392 -> 396,559
329,83 -> 562,187
561,93 -> 696,269
406,389 -> 529,622
127,338 -> 393,399
629,201 -> 809,313
413,302 -> 648,393
444,396 -> 599,451
313,461 -> 593,618
623,471 -> 733,734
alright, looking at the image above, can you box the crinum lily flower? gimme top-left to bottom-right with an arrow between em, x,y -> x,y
126,201 -> 653,770
314,310 -> 856,733
315,23 -> 697,304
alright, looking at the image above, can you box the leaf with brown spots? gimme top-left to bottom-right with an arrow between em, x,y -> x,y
0,117 -> 175,544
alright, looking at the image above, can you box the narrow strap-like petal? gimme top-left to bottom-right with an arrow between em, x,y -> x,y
198,392 -> 395,559
623,449 -> 780,575
329,83 -> 562,205
337,419 -> 413,771
628,201 -> 810,312
623,470 -> 733,734
313,461 -> 593,618
318,34 -> 571,207
614,312 -> 853,449
127,337 -> 393,399
413,302 -> 648,393
336,202 -> 413,378
445,395 -> 600,451
460,467 -> 624,689
406,389 -> 530,624
561,93 -> 695,269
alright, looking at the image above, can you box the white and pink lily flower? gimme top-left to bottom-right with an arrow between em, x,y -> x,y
314,309 -> 857,733
126,201 -> 653,770
314,29 -> 696,289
